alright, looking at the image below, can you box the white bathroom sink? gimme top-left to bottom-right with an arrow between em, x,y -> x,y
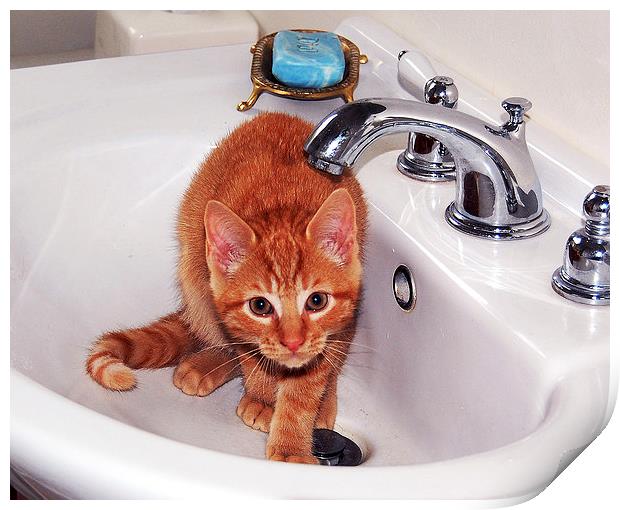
10,17 -> 611,501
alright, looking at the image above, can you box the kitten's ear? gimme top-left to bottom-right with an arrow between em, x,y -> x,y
306,188 -> 358,265
204,200 -> 256,274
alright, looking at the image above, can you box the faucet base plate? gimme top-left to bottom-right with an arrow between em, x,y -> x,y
551,267 -> 610,305
396,151 -> 456,182
445,203 -> 551,240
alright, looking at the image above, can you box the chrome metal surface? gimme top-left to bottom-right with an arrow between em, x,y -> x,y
312,429 -> 363,466
425,76 -> 458,108
304,97 -> 551,240
552,186 -> 610,305
445,203 -> 551,240
501,97 -> 532,131
584,185 -> 610,236
393,264 -> 416,311
397,76 -> 458,182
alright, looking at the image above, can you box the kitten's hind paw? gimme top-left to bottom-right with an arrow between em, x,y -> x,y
236,394 -> 273,433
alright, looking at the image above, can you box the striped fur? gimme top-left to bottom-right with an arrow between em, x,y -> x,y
86,311 -> 197,391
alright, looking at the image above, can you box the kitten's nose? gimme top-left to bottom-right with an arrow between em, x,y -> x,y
282,337 -> 304,353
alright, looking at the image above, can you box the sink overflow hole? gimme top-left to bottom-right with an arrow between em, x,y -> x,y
393,264 -> 416,311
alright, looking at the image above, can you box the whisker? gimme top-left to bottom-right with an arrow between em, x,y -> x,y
323,350 -> 347,370
324,345 -> 351,359
244,353 -> 266,389
255,357 -> 268,392
220,363 -> 243,382
328,340 -> 379,352
201,347 -> 261,379
320,352 -> 370,385
261,357 -> 267,398
341,361 -> 378,371
324,344 -> 346,356
266,357 -> 275,398
260,356 -> 272,399
324,347 -> 378,373
329,337 -> 378,346
333,350 -> 377,358
218,349 -> 258,382
266,357 -> 277,401
197,341 -> 257,353
320,351 -> 340,372
329,324 -> 374,334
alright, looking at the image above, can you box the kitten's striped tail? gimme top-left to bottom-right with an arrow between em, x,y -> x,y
86,311 -> 196,391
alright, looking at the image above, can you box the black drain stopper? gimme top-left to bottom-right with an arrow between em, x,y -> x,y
312,429 -> 363,466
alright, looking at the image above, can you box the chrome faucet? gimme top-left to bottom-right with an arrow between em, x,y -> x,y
396,76 -> 459,182
552,186 -> 610,305
395,50 -> 458,182
304,97 -> 551,240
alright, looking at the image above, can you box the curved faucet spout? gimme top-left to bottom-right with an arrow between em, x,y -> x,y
304,98 -> 550,240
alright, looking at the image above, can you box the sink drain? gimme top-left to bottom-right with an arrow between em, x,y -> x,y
312,429 -> 363,466
393,264 -> 416,311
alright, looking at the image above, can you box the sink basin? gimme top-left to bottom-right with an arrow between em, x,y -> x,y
11,17 -> 611,501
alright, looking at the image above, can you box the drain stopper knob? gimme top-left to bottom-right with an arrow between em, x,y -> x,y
312,429 -> 363,466
312,429 -> 347,464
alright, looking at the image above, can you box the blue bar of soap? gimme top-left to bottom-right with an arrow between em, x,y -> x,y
272,31 -> 345,89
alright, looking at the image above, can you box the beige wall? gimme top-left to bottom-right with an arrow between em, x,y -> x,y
250,10 -> 610,166
10,10 -> 96,55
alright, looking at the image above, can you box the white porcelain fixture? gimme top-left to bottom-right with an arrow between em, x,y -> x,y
94,10 -> 258,58
11,17 -> 611,501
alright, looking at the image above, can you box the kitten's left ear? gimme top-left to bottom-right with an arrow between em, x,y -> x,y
306,188 -> 358,265
204,200 -> 256,274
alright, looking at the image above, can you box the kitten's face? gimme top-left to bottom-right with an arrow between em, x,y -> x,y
204,189 -> 361,369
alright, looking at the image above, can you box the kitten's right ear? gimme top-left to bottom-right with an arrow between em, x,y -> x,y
204,200 -> 256,274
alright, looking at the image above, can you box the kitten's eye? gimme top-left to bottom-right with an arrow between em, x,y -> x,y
249,297 -> 273,316
306,292 -> 329,312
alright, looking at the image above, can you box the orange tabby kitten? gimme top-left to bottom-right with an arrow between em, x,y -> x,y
86,112 -> 367,463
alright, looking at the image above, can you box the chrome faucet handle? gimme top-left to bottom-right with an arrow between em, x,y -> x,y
551,185 -> 610,305
397,49 -> 438,101
425,76 -> 458,108
584,185 -> 610,235
501,97 -> 532,130
397,75 -> 459,182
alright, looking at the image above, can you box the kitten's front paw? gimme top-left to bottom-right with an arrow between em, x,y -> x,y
236,394 -> 273,433
268,453 -> 319,464
266,444 -> 319,464
314,416 -> 336,430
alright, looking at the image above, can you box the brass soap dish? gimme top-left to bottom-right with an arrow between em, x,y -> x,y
237,30 -> 368,112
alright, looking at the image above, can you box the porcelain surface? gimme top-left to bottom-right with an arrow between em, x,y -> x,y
10,17 -> 611,501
